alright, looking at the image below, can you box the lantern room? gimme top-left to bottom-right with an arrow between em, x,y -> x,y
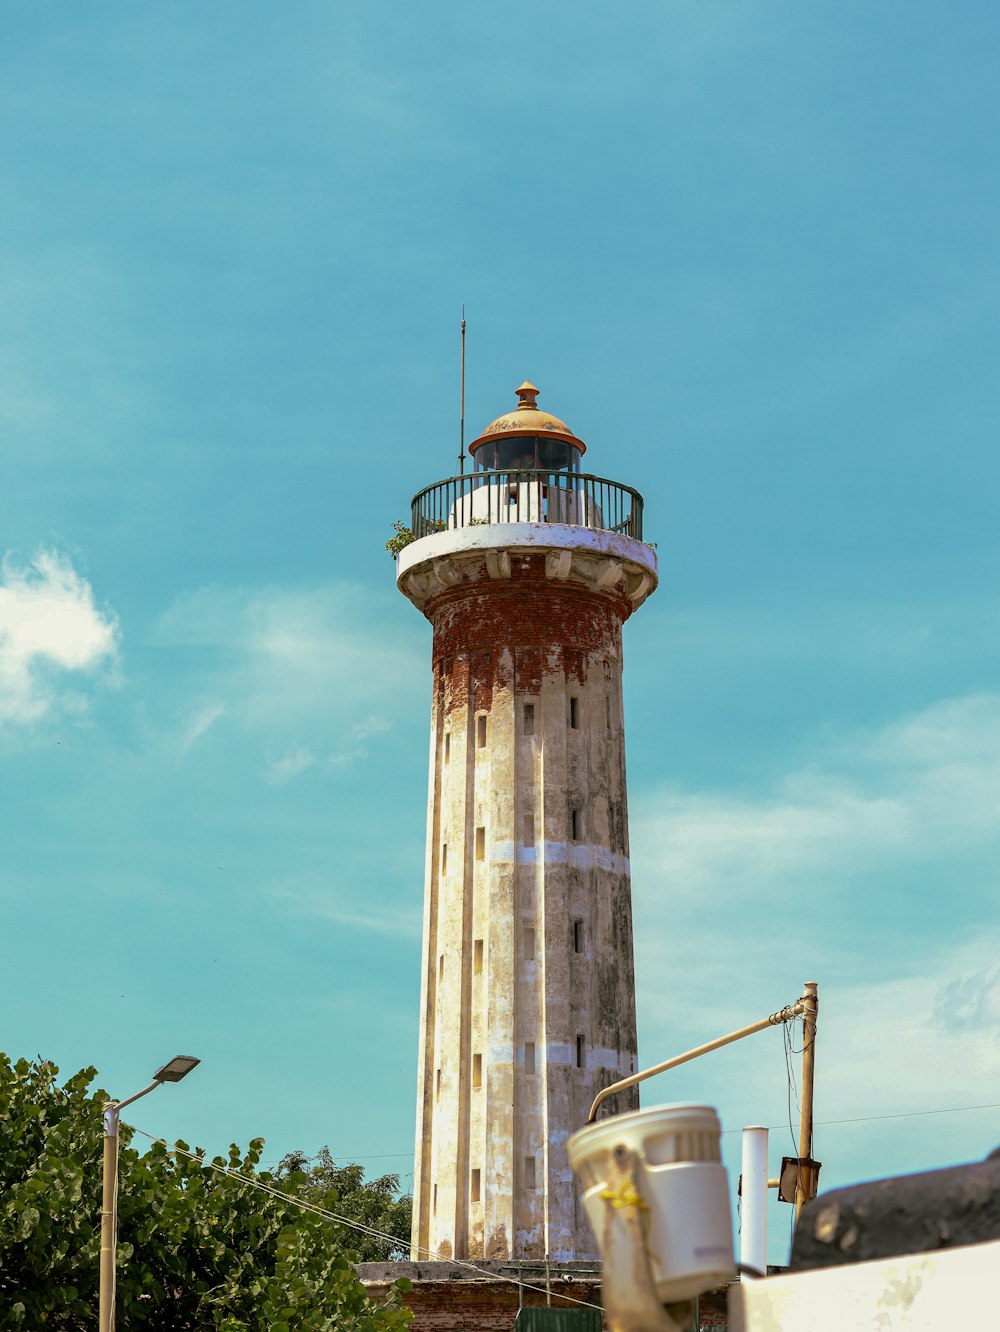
468,381 -> 586,473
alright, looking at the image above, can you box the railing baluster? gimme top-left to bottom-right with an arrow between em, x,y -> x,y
407,470 -> 648,546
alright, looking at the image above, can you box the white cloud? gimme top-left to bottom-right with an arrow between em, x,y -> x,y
0,548 -> 119,727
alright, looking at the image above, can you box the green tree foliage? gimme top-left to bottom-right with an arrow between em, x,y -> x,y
272,1150 -> 412,1263
0,1055 -> 413,1331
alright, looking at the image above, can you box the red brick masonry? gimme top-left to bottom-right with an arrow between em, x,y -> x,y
357,1262 -> 604,1332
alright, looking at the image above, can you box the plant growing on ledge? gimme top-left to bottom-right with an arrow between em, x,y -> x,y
386,520 -> 446,558
386,522 -> 416,559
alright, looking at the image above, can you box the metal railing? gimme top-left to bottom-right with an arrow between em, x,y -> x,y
410,470 -> 644,541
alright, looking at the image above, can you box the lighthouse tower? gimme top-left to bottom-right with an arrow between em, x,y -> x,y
396,381 -> 657,1264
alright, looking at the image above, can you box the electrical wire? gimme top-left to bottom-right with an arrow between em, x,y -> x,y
126,1125 -> 603,1312
781,1021 -> 800,1154
721,1099 -> 1000,1134
262,1100 -> 1000,1166
260,1152 -> 415,1164
781,1020 -> 802,1247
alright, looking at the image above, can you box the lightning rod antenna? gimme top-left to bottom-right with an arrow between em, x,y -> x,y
459,305 -> 466,476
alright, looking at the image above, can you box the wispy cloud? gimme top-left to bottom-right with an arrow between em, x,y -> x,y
266,745 -> 317,785
934,966 -> 1000,1034
266,715 -> 391,785
153,582 -> 421,775
176,702 -> 225,753
268,878 -> 421,940
0,548 -> 119,727
632,692 -> 1000,917
629,692 -> 1000,1184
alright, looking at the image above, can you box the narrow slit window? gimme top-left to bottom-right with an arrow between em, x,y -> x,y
573,919 -> 584,954
436,1068 -> 442,1098
471,1168 -> 481,1203
473,938 -> 483,974
473,1053 -> 482,1088
571,808 -> 582,841
525,1156 -> 537,1190
569,697 -> 580,729
523,813 -> 535,847
476,714 -> 487,748
606,695 -> 612,731
524,926 -> 535,961
433,1183 -> 438,1214
438,953 -> 444,983
441,843 -> 447,875
576,1035 -> 586,1069
525,1041 -> 536,1075
523,703 -> 535,736
444,732 -> 451,764
475,826 -> 486,861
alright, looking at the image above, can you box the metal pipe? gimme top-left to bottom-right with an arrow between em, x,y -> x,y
796,981 -> 819,1221
741,1127 -> 768,1278
586,996 -> 809,1124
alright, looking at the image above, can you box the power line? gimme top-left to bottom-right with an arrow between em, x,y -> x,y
721,1099 -> 1000,1135
270,1100 -> 1000,1162
816,1101 -> 1000,1129
126,1125 -> 602,1312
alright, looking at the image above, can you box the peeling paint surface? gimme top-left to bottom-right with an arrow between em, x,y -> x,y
400,534 -> 655,1263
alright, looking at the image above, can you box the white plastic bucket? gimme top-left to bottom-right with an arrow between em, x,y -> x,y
567,1102 -> 735,1303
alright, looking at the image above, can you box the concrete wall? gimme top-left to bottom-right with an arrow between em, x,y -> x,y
399,529 -> 658,1264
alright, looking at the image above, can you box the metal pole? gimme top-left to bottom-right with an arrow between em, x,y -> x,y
458,306 -> 466,476
97,1078 -> 162,1331
740,1127 -> 768,1278
587,995 -> 810,1123
796,981 -> 819,1222
99,1103 -> 120,1332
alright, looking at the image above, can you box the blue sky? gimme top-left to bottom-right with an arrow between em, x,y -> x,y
2,2 -> 998,1262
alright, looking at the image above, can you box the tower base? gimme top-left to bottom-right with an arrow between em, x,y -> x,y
357,1260 -> 603,1332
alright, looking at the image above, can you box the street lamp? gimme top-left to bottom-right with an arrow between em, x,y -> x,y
99,1055 -> 200,1332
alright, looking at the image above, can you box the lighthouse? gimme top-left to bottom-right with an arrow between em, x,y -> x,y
396,381 -> 657,1264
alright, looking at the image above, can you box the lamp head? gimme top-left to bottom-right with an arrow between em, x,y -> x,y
153,1055 -> 200,1084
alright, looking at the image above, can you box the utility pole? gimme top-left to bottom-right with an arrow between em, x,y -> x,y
99,1056 -> 200,1332
796,981 -> 819,1221
99,1101 -> 121,1332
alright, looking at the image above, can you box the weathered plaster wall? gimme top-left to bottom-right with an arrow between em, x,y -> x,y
400,531 -> 657,1265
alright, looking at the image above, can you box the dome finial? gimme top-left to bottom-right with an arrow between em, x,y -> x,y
515,380 -> 540,410
468,380 -> 586,457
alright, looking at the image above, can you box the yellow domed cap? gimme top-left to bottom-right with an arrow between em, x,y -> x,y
469,381 -> 587,457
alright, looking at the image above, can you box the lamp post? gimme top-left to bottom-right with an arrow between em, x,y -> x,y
99,1055 -> 200,1332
